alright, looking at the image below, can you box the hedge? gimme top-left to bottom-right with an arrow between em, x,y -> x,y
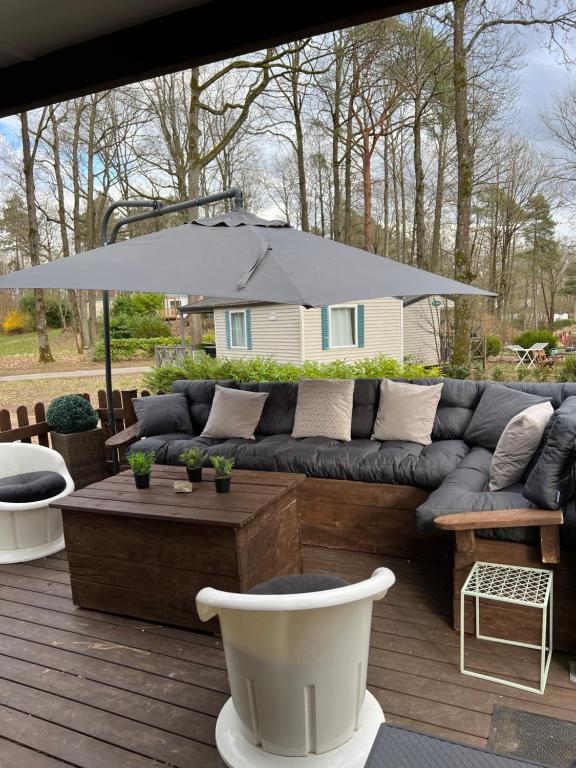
512,330 -> 558,351
143,353 -> 441,393
92,336 -> 182,362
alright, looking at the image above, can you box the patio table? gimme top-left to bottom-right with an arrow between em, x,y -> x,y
54,466 -> 305,632
506,343 -> 549,368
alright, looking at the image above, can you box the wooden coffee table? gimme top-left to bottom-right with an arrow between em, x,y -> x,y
55,466 -> 305,631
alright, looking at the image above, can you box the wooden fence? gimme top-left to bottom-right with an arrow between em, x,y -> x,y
0,389 -> 151,456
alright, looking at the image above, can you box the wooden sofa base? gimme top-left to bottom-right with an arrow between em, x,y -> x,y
297,477 -> 576,655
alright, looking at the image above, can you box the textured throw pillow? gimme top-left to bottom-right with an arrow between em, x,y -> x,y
372,380 -> 443,445
523,395 -> 576,509
201,385 -> 268,439
463,385 -> 550,450
133,393 -> 193,437
291,379 -> 354,441
488,401 -> 554,491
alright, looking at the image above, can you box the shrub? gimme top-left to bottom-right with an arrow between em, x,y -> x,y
2,309 -> 26,334
19,293 -> 71,328
441,363 -> 470,380
557,355 -> 576,383
111,293 -> 164,318
491,366 -> 505,382
47,394 -> 99,434
553,319 -> 573,330
512,330 -> 558,351
128,450 -> 156,475
128,315 -> 171,339
142,353 -> 441,394
211,455 -> 234,478
485,334 -> 503,357
92,336 -> 181,362
178,447 -> 204,469
202,332 -> 216,345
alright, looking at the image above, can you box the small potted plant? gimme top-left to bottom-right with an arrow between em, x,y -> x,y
47,394 -> 108,489
210,455 -> 234,493
127,450 -> 155,489
178,447 -> 205,482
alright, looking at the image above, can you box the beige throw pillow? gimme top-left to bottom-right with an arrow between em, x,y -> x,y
488,401 -> 554,491
292,379 -> 354,441
372,379 -> 443,445
201,385 -> 268,440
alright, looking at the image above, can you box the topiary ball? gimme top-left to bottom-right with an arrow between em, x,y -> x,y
47,394 -> 99,434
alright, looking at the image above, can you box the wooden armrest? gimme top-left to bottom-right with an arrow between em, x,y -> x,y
434,509 -> 563,531
105,422 -> 139,448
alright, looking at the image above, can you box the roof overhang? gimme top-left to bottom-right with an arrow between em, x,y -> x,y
0,0 -> 442,118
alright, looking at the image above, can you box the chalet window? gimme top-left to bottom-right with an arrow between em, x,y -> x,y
230,310 -> 248,348
330,306 -> 357,348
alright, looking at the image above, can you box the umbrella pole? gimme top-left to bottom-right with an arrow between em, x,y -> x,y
99,188 -> 244,474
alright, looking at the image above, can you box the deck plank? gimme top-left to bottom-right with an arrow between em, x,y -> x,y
1,545 -> 575,765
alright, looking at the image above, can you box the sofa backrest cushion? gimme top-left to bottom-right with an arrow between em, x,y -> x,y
133,393 -> 193,437
523,395 -> 576,509
463,385 -> 551,450
172,380 -> 237,434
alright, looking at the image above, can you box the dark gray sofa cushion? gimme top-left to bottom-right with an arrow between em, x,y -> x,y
129,433 -> 224,464
0,471 -> 66,503
133,393 -> 193,437
523,396 -> 576,509
415,447 -> 538,544
463,385 -> 550,449
172,379 -> 237,434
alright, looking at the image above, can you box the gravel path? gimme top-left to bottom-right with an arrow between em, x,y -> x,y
0,366 -> 152,383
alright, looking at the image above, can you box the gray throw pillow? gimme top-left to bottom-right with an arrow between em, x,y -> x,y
463,385 -> 550,450
133,393 -> 193,437
488,401 -> 554,491
201,385 -> 269,439
291,379 -> 354,441
372,379 -> 443,445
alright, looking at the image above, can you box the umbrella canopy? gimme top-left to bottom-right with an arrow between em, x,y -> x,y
0,210 -> 493,303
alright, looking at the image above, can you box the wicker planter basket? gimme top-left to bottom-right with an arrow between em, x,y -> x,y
50,428 -> 109,490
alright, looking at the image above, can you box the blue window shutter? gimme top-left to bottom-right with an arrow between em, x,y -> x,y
358,304 -> 365,348
321,306 -> 329,350
246,309 -> 253,350
224,311 -> 231,349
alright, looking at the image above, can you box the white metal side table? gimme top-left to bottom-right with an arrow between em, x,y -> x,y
460,561 -> 553,695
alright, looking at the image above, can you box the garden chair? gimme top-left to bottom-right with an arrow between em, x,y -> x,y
196,567 -> 395,768
0,443 -> 74,563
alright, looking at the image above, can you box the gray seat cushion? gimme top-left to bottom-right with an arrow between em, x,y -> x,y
416,447 -> 538,544
0,471 -> 66,503
249,574 -> 349,595
358,440 -> 469,488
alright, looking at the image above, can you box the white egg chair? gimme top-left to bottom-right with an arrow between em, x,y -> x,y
0,443 -> 74,563
196,567 -> 395,768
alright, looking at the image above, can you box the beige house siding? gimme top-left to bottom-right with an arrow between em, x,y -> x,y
214,304 -> 303,363
402,299 -> 443,365
302,298 -> 402,362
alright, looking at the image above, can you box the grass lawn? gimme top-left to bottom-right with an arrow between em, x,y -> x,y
0,329 -> 75,356
0,373 -> 148,422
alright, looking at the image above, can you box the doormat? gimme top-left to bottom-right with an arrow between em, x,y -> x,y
488,705 -> 576,768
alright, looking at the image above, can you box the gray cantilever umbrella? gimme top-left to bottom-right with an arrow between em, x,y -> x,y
0,208 -> 492,305
0,197 -> 494,470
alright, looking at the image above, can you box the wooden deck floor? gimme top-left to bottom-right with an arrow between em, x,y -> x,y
0,547 -> 575,767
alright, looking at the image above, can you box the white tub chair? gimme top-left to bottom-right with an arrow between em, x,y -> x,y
196,567 -> 395,768
0,443 -> 74,563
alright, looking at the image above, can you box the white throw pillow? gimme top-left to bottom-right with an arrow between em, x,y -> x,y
291,379 -> 354,441
488,401 -> 554,492
372,379 -> 443,445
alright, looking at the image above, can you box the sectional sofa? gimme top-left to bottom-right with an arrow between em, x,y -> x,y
110,377 -> 576,652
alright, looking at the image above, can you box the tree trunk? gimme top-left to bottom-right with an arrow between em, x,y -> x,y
362,132 -> 373,252
291,51 -> 310,232
343,95 -> 354,244
383,132 -> 390,256
71,102 -> 91,351
20,111 -> 54,363
331,34 -> 344,241
413,97 -> 426,269
452,0 -> 474,367
50,111 -> 83,353
186,67 -> 205,346
430,122 -> 447,273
